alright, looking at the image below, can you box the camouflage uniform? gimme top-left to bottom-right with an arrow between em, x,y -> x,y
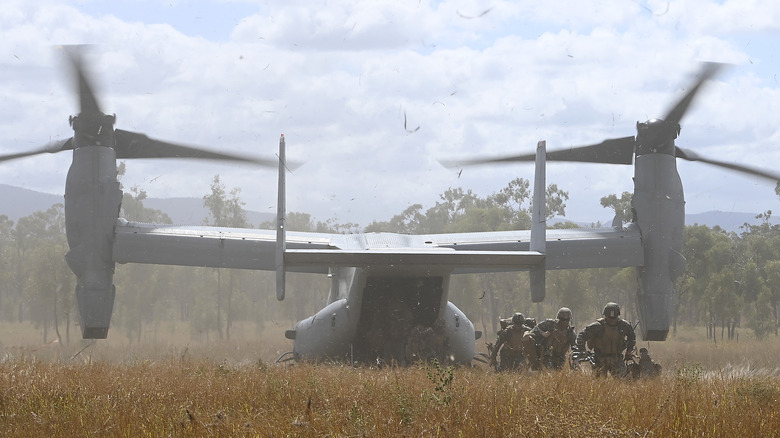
490,313 -> 531,371
521,307 -> 575,370
574,303 -> 636,378
636,348 -> 661,378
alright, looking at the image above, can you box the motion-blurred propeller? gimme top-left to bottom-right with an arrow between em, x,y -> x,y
440,62 -> 780,183
0,46 -> 278,167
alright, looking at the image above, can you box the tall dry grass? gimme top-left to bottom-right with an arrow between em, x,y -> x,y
1,356 -> 778,437
1,323 -> 779,437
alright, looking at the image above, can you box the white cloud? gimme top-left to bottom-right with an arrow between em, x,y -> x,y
0,0 -> 777,227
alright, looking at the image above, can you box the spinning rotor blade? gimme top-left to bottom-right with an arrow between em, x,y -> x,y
0,139 -> 74,163
676,146 -> 780,182
439,153 -> 532,168
114,130 -> 281,167
62,46 -> 104,116
663,62 -> 724,126
544,136 -> 635,164
440,136 -> 636,168
6,45 -> 305,172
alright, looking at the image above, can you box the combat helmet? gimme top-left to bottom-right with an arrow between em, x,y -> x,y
603,302 -> 621,318
556,307 -> 572,320
511,312 -> 525,325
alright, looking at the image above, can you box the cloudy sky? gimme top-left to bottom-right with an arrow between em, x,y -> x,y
1,0 -> 778,227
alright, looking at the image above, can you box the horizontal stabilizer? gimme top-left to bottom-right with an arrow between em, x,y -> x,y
284,248 -> 545,269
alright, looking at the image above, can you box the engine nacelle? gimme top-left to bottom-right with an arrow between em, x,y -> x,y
64,146 -> 122,338
440,301 -> 476,363
633,152 -> 685,341
288,298 -> 358,361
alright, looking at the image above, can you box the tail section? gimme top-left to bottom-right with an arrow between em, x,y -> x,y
529,140 -> 547,302
275,134 -> 287,301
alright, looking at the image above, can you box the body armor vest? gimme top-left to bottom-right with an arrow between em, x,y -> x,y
548,327 -> 569,354
592,323 -> 622,354
504,325 -> 525,350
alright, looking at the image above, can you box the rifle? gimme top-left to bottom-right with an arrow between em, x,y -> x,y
570,350 -> 595,369
485,342 -> 499,370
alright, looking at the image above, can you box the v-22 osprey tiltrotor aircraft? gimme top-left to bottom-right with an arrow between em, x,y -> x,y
3,48 -> 778,365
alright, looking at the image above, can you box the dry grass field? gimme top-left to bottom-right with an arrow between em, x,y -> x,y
1,322 -> 779,437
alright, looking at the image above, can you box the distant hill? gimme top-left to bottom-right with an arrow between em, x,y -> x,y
0,184 -> 274,227
0,185 -> 64,221
0,184 -> 773,232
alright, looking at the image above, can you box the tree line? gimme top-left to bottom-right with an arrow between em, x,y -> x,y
0,169 -> 778,345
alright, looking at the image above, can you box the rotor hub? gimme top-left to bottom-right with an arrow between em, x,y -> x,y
70,113 -> 116,148
635,118 -> 679,156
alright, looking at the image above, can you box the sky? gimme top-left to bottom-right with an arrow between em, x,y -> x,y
0,0 -> 779,227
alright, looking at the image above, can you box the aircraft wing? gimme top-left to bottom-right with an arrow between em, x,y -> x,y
113,219 -> 332,274
420,222 -> 643,273
113,219 -> 642,274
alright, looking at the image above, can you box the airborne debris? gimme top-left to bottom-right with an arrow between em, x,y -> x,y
403,110 -> 420,133
457,8 -> 492,19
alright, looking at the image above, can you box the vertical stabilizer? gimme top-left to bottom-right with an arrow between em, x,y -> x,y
530,140 -> 547,302
275,134 -> 286,301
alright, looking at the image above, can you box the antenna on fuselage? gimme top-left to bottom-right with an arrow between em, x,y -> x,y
529,140 -> 547,303
275,134 -> 286,301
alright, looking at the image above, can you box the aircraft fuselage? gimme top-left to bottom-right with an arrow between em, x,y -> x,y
286,266 -> 477,365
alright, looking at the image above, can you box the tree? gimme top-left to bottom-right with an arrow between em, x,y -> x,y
544,184 -> 569,220
365,204 -> 427,234
16,205 -> 72,343
764,260 -> 780,335
202,175 -> 250,340
121,186 -> 172,223
675,224 -> 740,337
112,173 -> 177,342
734,212 -> 780,338
600,192 -> 633,223
203,175 -> 248,228
0,215 -> 14,321
708,267 -> 742,339
747,288 -> 774,339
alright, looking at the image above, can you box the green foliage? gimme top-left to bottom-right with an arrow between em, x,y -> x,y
3,171 -> 780,346
747,289 -> 775,339
600,191 -> 633,223
365,178 -> 566,233
11,205 -> 71,343
424,358 -> 454,406
121,186 -> 172,223
544,183 -> 569,219
676,362 -> 704,386
736,378 -> 779,405
203,175 -> 248,228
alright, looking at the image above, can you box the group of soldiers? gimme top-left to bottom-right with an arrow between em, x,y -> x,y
488,302 -> 661,378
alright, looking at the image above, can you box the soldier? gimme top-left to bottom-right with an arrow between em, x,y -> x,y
574,302 -> 636,377
521,307 -> 576,370
637,347 -> 662,377
499,313 -> 536,331
489,312 -> 530,371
